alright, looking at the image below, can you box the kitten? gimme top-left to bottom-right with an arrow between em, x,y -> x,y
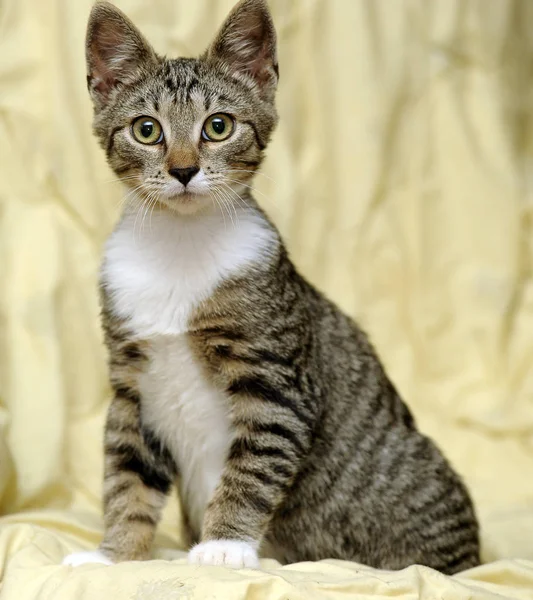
63,0 -> 480,573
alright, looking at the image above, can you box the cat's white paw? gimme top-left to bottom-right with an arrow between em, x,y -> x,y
188,540 -> 259,569
62,550 -> 113,567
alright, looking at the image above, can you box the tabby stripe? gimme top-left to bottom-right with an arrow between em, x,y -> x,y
349,417 -> 395,498
284,368 -> 305,395
420,512 -> 476,542
184,78 -> 199,99
106,421 -> 140,435
122,343 -> 146,361
253,348 -> 296,369
243,120 -> 266,150
397,466 -> 453,507
213,345 -> 234,360
437,518 -> 477,540
379,442 -> 408,482
440,546 -> 478,573
103,480 -> 133,504
228,437 -> 293,464
312,421 -> 388,508
215,93 -> 232,105
113,386 -> 141,404
394,398 -> 415,428
232,138 -> 255,156
411,484 -> 459,517
110,358 -> 126,368
249,421 -> 306,455
106,442 -> 139,457
426,499 -> 474,524
244,490 -> 273,514
106,126 -> 122,158
198,327 -> 245,341
120,455 -> 172,495
141,427 -> 176,472
431,529 -> 477,554
234,466 -> 286,488
228,376 -> 314,429
107,443 -> 172,494
270,462 -> 294,479
214,346 -> 297,370
107,329 -> 127,344
190,61 -> 200,76
126,513 -> 157,526
226,488 -> 273,515
206,522 -> 242,539
229,159 -> 260,168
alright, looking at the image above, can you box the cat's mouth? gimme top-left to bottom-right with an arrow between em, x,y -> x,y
158,189 -> 213,215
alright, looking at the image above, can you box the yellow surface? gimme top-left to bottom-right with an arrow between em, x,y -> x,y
1,0 -> 532,597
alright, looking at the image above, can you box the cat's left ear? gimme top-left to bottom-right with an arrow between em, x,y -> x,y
205,0 -> 278,101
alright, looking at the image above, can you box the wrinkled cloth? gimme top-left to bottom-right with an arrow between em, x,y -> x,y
0,0 -> 532,597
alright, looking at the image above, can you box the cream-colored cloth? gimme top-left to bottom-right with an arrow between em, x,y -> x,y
1,0 -> 532,597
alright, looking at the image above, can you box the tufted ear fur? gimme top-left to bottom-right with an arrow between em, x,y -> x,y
205,0 -> 278,101
85,1 -> 157,108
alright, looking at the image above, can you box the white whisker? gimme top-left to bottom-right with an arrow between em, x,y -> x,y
101,174 -> 139,185
223,178 -> 271,201
213,185 -> 240,227
222,177 -> 278,209
214,186 -> 236,228
225,168 -> 276,183
119,183 -> 146,212
140,190 -> 156,233
148,190 -> 160,231
208,189 -> 228,231
216,181 -> 249,214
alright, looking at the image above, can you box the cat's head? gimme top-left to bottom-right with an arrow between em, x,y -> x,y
86,0 -> 278,214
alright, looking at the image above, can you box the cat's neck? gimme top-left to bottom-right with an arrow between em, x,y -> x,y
116,196 -> 277,252
102,196 -> 279,337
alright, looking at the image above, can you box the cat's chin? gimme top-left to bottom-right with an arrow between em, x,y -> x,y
159,193 -> 213,216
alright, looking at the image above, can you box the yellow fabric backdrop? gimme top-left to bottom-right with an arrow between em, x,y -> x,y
0,0 -> 532,597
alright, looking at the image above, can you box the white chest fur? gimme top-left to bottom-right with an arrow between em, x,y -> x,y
102,207 -> 276,337
101,205 -> 277,533
138,334 -> 230,534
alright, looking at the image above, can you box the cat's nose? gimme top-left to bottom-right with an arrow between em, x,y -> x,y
168,166 -> 200,186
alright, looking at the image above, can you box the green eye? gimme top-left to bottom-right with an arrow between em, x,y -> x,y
131,117 -> 163,145
202,113 -> 234,142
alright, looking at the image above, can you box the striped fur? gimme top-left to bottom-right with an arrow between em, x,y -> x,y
67,0 -> 480,574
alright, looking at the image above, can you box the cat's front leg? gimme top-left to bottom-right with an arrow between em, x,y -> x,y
64,384 -> 177,566
189,376 -> 314,568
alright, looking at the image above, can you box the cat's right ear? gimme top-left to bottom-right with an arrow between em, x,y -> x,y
205,0 -> 278,101
85,1 -> 157,108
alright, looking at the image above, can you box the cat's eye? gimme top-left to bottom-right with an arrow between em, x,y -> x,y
202,113 -> 235,142
131,116 -> 163,145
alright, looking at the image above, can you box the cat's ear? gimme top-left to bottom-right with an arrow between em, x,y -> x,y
206,0 -> 278,100
85,1 -> 157,107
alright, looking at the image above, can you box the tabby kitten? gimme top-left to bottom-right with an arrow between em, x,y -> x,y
63,0 -> 480,573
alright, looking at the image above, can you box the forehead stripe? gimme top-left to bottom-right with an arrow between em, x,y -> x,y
184,78 -> 200,100
243,120 -> 266,151
106,125 -> 123,158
